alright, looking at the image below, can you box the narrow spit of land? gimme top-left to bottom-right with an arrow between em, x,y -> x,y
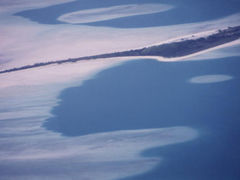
1,26 -> 240,74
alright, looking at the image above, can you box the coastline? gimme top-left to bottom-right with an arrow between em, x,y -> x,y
1,25 -> 240,75
1,1 -> 240,180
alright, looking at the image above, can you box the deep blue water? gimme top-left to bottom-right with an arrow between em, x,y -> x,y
16,0 -> 240,28
44,57 -> 240,179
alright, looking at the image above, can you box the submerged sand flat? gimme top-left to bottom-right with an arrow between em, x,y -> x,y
58,4 -> 173,24
0,1 -> 240,180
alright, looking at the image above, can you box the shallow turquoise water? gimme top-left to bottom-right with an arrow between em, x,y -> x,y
44,56 -> 240,179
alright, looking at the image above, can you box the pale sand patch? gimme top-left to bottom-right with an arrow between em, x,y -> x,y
0,78 -> 198,179
58,3 -> 173,24
1,1 -> 240,71
0,0 -> 75,14
189,74 -> 233,84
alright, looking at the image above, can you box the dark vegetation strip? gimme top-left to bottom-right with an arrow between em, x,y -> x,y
1,26 -> 240,74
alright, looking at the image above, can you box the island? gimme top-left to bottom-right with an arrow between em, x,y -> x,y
1,26 -> 240,74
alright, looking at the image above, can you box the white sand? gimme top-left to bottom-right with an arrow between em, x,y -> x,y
58,3 -> 173,24
189,74 -> 233,84
0,0 -> 240,71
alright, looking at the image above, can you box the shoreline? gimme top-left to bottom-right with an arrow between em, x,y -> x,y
1,25 -> 240,75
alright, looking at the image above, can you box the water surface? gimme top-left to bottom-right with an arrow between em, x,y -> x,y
16,0 -> 240,28
44,57 -> 240,179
